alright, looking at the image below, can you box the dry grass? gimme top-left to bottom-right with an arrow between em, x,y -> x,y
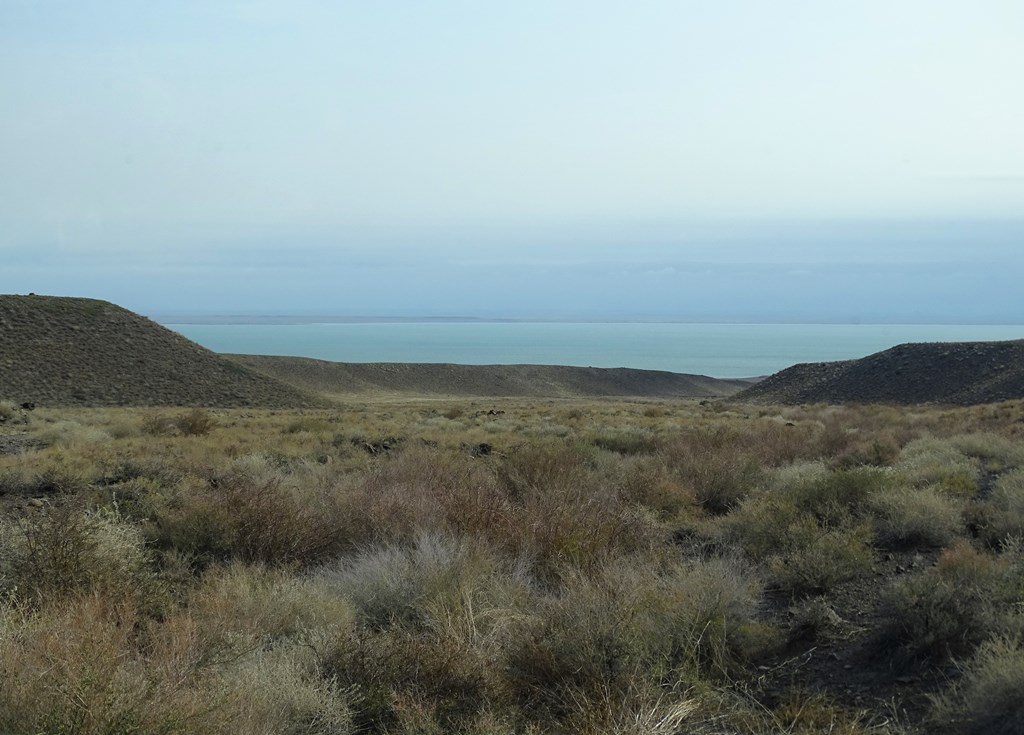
1,398 -> 1023,732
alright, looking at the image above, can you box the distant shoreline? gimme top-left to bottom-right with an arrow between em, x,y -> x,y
152,315 -> 1024,327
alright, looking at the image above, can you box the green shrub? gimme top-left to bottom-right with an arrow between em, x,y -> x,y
933,636 -> 1024,735
869,485 -> 964,548
880,541 -> 1024,660
766,520 -> 875,596
951,433 -> 1024,473
972,468 -> 1024,547
0,400 -> 18,424
723,482 -> 875,596
897,437 -> 980,497
786,466 -> 890,526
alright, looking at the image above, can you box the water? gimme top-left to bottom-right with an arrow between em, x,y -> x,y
162,322 -> 1024,379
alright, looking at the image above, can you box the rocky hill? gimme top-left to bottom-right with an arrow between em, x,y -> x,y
737,339 -> 1024,405
0,295 -> 325,408
228,354 -> 751,398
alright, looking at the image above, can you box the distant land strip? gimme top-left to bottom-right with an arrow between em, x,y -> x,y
226,354 -> 753,399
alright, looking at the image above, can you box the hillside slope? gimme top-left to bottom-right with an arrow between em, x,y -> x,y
0,296 -> 324,407
228,354 -> 751,398
738,339 -> 1024,405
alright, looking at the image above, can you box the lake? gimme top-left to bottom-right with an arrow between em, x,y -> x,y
162,322 -> 1024,379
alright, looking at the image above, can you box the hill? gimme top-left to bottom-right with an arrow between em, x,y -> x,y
0,295 -> 324,408
228,354 -> 751,398
737,339 -> 1024,405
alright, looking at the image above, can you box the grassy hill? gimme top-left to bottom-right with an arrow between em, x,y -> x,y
0,295 -> 324,408
227,354 -> 751,398
738,339 -> 1024,405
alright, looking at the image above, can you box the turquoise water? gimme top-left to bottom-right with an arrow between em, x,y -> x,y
164,322 -> 1024,379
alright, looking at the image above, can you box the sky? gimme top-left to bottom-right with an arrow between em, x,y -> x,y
2,1 -> 1023,321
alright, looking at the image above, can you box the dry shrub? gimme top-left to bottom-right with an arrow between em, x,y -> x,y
495,443 -> 659,576
880,541 -> 1024,660
0,399 -> 16,423
869,485 -> 964,548
661,435 -> 762,515
618,457 -> 701,522
951,432 -> 1024,472
933,637 -> 1024,735
325,627 -> 491,733
212,646 -> 354,735
321,534 -> 498,631
345,445 -> 507,545
504,555 -> 762,727
36,419 -> 112,448
723,465 -> 883,594
781,466 -> 887,528
0,596 -> 215,735
897,437 -> 980,497
191,563 -> 356,647
320,535 -> 511,731
149,454 -> 351,566
722,488 -> 874,596
591,428 -> 661,455
142,408 -> 215,437
766,520 -> 874,596
0,505 -> 165,611
970,468 -> 1024,547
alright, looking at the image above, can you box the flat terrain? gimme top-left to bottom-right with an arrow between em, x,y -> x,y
739,339 -> 1024,405
229,353 -> 751,398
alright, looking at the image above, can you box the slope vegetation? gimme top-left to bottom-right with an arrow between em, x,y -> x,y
228,354 -> 750,398
0,295 -> 324,408
738,339 -> 1024,405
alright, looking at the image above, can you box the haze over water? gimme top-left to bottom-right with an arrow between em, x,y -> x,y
165,322 -> 1024,379
3,4 -> 1022,326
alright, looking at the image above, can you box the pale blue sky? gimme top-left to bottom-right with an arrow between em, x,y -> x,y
2,1 -> 1022,320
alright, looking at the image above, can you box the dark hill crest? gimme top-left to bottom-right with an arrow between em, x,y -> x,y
738,338 -> 1024,405
0,295 -> 324,407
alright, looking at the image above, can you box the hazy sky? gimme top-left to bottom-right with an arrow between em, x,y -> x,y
2,1 -> 1022,320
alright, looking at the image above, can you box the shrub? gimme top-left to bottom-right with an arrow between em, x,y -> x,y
0,596 -> 222,735
618,458 -> 701,522
591,429 -> 661,455
933,637 -> 1024,735
0,505 -> 165,611
951,432 -> 1024,473
723,495 -> 874,596
190,563 -> 356,647
880,541 -> 1024,660
897,437 -> 979,497
661,439 -> 762,515
142,408 -> 215,437
148,454 -> 351,566
503,555 -> 762,726
0,400 -> 15,423
971,468 -> 1024,547
869,485 -> 964,548
320,534 -> 496,630
766,520 -> 875,596
785,466 -> 890,527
